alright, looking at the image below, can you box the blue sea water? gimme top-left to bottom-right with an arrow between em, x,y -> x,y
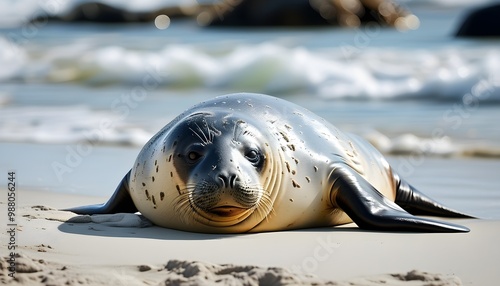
1,3 -> 499,154
0,1 -> 500,218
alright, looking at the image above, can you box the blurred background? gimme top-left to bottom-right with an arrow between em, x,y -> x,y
0,0 -> 499,217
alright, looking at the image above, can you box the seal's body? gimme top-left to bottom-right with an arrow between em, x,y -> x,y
67,93 -> 472,233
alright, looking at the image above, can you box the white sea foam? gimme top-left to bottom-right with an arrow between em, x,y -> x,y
1,105 -> 499,158
1,39 -> 499,101
0,38 -> 27,80
364,129 -> 500,158
0,105 -> 153,146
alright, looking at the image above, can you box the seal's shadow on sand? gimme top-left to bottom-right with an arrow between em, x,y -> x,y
58,221 -> 232,240
57,221 -> 367,241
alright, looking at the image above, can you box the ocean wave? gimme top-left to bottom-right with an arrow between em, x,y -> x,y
363,130 -> 500,158
1,105 -> 499,158
0,105 -> 152,146
1,38 -> 500,101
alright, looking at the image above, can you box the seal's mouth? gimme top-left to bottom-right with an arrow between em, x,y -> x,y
208,206 -> 248,217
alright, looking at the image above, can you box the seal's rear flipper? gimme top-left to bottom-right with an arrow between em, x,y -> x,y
330,165 -> 470,232
63,170 -> 138,214
394,175 -> 475,218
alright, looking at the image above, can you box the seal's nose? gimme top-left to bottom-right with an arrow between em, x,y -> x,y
217,173 -> 238,189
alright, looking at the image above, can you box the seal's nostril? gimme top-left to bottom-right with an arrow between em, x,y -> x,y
217,174 -> 238,188
217,175 -> 227,188
229,175 -> 238,188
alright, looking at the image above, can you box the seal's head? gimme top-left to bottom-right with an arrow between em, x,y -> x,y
172,111 -> 274,222
130,109 -> 279,231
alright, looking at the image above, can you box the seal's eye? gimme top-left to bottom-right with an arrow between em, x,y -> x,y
184,144 -> 205,164
245,149 -> 261,165
187,151 -> 202,162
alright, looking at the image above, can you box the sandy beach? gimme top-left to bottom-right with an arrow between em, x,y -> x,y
0,186 -> 497,285
1,142 -> 500,285
1,2 -> 499,283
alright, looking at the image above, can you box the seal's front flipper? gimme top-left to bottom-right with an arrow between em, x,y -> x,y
63,170 -> 138,215
330,165 -> 469,232
394,175 -> 475,218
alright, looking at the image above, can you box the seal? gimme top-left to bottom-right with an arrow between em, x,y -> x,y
66,93 -> 473,233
